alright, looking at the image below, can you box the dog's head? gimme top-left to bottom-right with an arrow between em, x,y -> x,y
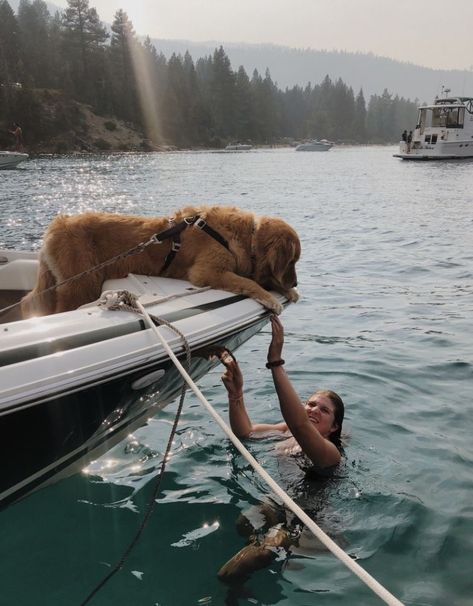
253,217 -> 300,293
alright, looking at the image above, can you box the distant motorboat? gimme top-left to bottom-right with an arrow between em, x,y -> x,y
295,139 -> 333,152
0,151 -> 28,169
394,91 -> 473,160
225,143 -> 253,151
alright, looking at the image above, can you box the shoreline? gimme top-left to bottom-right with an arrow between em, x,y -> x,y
20,142 -> 397,158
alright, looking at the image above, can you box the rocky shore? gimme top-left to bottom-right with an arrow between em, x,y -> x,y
1,88 -> 165,155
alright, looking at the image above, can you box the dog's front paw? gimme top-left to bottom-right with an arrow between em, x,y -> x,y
257,297 -> 283,315
286,287 -> 299,303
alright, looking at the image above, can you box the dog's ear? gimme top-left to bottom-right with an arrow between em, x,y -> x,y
264,237 -> 299,290
253,219 -> 300,290
268,239 -> 294,278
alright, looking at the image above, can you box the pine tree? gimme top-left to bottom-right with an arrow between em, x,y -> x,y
281,85 -> 307,140
17,0 -> 53,88
251,68 -> 281,143
210,46 -> 236,139
109,9 -> 138,122
354,88 -> 367,142
234,66 -> 254,141
0,0 -> 22,85
182,51 -> 211,145
61,0 -> 108,102
330,79 -> 355,140
308,75 -> 334,139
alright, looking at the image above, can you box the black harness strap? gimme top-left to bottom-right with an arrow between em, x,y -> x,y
153,215 -> 230,274
152,219 -> 190,244
193,216 -> 230,250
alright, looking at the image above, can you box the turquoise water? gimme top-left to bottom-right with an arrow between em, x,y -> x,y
1,147 -> 472,605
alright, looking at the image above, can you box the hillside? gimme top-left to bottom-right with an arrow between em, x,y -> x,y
1,89 -> 154,154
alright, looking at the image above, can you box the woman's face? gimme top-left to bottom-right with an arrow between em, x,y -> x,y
304,392 -> 338,438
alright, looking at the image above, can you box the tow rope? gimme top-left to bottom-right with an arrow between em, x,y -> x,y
80,290 -> 404,606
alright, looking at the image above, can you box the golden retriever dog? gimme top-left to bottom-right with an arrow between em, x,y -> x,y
21,205 -> 300,317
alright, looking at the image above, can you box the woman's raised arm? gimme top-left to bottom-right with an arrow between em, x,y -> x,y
268,316 -> 340,468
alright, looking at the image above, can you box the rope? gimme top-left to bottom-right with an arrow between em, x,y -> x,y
81,290 -> 404,605
79,284 -> 211,310
130,297 -> 405,606
79,295 -> 191,606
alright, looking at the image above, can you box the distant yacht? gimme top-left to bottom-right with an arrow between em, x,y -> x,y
295,139 -> 333,152
225,142 -> 253,151
394,90 -> 473,160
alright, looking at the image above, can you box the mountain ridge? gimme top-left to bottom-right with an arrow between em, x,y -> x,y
150,39 -> 473,102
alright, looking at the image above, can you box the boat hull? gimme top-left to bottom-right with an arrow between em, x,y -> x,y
225,144 -> 252,151
0,318 -> 266,508
295,143 -> 332,152
0,152 -> 28,169
394,153 -> 473,160
394,140 -> 473,160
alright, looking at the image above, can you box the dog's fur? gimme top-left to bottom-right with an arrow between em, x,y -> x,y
21,205 -> 300,317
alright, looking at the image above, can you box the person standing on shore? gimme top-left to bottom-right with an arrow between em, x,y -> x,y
9,123 -> 23,151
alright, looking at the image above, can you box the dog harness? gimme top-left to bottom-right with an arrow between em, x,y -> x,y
152,215 -> 230,273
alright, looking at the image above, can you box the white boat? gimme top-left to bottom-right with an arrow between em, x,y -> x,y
0,151 -> 28,169
394,92 -> 473,160
225,143 -> 253,151
295,139 -> 333,152
0,249 -> 288,507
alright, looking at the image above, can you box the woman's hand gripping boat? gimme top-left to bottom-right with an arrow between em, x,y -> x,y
0,249 -> 289,508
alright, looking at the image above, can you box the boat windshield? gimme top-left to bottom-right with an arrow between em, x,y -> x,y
419,107 -> 465,129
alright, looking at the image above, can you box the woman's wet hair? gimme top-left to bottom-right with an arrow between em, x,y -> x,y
316,389 -> 345,449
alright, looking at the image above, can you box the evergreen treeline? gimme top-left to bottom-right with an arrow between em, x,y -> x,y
0,0 -> 418,148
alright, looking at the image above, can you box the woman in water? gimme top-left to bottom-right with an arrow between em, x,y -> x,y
217,315 -> 345,581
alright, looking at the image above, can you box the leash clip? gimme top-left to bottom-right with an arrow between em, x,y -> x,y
184,215 -> 196,225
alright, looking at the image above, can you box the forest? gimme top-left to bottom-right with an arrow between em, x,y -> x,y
0,0 -> 419,149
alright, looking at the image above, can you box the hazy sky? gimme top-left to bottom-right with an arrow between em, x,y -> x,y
54,0 -> 473,71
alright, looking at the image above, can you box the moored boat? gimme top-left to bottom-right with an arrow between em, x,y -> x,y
225,143 -> 253,151
0,151 -> 29,169
295,139 -> 332,152
0,249 -> 288,508
394,91 -> 473,160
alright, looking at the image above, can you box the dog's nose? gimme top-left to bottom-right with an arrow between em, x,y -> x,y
293,280 -> 297,287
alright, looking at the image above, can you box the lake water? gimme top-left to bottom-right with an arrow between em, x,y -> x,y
1,147 -> 472,606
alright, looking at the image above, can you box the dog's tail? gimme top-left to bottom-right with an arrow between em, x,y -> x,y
20,255 -> 57,317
